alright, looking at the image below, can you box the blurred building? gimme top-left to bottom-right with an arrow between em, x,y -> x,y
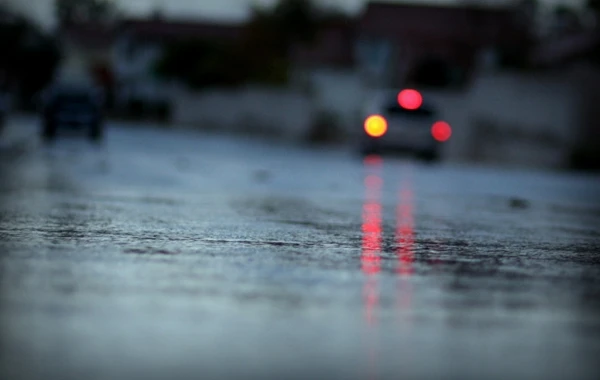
48,0 -> 599,170
355,1 -> 529,88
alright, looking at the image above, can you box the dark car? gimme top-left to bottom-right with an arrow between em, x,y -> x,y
41,84 -> 105,142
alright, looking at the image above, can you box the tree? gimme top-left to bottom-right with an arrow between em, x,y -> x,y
515,0 -> 539,34
55,0 -> 118,26
155,0 -> 346,88
551,5 -> 583,36
0,5 -> 61,107
272,0 -> 320,47
588,0 -> 600,13
155,39 -> 247,89
240,0 -> 340,84
244,0 -> 325,58
411,58 -> 455,88
585,0 -> 600,66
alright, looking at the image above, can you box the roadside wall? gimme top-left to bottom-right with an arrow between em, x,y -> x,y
298,68 -> 365,136
443,70 -> 577,168
172,86 -> 314,140
170,67 -> 586,169
171,69 -> 366,141
573,64 -> 600,147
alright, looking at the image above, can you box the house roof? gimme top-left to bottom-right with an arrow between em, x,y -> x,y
290,20 -> 357,68
119,18 -> 244,43
359,1 -> 524,46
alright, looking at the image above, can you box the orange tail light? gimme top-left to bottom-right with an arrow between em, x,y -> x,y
364,115 -> 388,138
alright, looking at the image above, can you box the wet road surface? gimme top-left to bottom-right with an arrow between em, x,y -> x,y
1,119 -> 600,380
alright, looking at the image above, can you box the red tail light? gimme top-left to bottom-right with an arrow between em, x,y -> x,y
364,115 -> 388,138
398,89 -> 423,110
431,121 -> 452,142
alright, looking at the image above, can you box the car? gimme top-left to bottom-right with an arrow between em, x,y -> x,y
359,89 -> 451,161
41,83 -> 105,142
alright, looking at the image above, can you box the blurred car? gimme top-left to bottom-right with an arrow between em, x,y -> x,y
41,83 -> 105,142
359,89 -> 452,161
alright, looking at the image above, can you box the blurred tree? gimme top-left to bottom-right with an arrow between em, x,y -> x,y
588,0 -> 600,32
155,39 -> 247,89
55,0 -> 118,26
551,5 -> 583,36
588,0 -> 600,13
241,0 -> 340,84
271,0 -> 320,49
515,0 -> 539,35
0,5 -> 61,107
156,0 -> 341,88
410,58 -> 455,88
586,0 -> 600,66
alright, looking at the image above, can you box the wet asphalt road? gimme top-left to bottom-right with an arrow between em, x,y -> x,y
1,118 -> 600,380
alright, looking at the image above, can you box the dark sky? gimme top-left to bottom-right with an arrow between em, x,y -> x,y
4,0 -> 586,28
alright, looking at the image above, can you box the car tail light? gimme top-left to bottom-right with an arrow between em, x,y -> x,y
431,121 -> 452,142
398,89 -> 423,110
364,115 -> 388,138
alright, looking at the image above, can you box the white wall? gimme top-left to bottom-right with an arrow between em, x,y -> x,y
172,86 -> 314,140
432,70 -> 577,167
300,68 -> 365,134
171,70 -> 366,141
169,65 -> 584,169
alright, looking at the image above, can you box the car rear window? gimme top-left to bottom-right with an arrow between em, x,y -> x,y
384,101 -> 435,117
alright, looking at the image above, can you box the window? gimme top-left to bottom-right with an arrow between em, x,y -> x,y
384,100 -> 435,117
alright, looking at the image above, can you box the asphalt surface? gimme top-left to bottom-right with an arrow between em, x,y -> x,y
1,117 -> 600,380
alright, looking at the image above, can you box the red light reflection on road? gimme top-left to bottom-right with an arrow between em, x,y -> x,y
396,184 -> 414,276
395,173 -> 414,321
362,155 -> 383,380
362,158 -> 382,277
363,154 -> 383,166
361,160 -> 415,378
362,156 -> 382,326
